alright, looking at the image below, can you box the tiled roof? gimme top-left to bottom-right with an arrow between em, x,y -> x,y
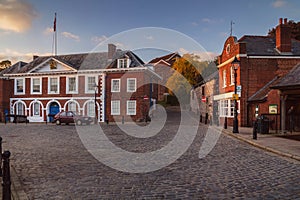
248,76 -> 281,102
148,52 -> 181,64
2,50 -> 145,75
0,61 -> 28,75
238,35 -> 300,55
271,63 -> 300,89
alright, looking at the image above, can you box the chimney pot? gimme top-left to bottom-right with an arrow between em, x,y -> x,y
284,18 -> 288,24
279,18 -> 283,24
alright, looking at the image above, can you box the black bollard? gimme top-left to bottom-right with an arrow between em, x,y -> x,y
2,150 -> 11,200
253,120 -> 258,140
200,115 -> 202,123
224,117 -> 227,129
0,137 -> 2,177
205,113 -> 208,124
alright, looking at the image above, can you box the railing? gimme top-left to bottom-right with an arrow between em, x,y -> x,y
0,137 -> 11,200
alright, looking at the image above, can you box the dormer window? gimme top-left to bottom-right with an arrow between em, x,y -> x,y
117,58 -> 130,68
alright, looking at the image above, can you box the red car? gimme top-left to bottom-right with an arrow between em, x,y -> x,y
53,111 -> 93,125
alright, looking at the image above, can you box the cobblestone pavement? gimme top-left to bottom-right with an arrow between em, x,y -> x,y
0,112 -> 300,199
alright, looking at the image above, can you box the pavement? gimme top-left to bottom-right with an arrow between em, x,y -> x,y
0,120 -> 300,200
218,126 -> 300,162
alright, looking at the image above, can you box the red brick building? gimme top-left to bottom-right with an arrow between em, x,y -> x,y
214,18 -> 300,130
0,44 -> 160,123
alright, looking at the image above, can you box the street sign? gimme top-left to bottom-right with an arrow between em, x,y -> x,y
232,94 -> 239,100
201,96 -> 206,102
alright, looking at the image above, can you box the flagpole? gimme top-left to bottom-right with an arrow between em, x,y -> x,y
54,13 -> 57,56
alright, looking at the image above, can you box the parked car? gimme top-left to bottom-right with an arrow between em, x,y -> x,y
53,111 -> 93,125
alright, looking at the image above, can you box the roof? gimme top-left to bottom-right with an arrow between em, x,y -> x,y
238,35 -> 300,56
248,76 -> 281,102
148,52 -> 181,65
2,50 -> 145,75
271,63 -> 300,89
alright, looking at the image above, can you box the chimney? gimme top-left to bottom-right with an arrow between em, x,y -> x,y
108,44 -> 116,60
33,55 -> 39,60
276,18 -> 291,52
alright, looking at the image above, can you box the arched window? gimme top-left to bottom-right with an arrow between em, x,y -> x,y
16,102 -> 25,115
87,101 -> 95,117
33,102 -> 40,116
68,102 -> 77,113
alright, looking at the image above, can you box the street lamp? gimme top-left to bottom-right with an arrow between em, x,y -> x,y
232,56 -> 240,133
94,83 -> 98,124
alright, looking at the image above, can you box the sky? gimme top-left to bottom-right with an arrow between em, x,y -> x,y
1,0 -> 300,64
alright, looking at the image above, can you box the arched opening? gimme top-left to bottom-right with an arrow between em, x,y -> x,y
49,102 -> 60,122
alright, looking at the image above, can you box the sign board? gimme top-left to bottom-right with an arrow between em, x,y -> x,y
237,85 -> 242,97
269,104 -> 278,114
232,94 -> 239,100
201,96 -> 206,102
143,95 -> 149,100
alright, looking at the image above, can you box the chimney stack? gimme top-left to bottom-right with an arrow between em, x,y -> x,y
33,55 -> 39,60
276,18 -> 291,53
108,44 -> 116,60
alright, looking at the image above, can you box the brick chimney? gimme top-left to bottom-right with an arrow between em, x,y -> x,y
276,18 -> 292,52
108,44 -> 116,60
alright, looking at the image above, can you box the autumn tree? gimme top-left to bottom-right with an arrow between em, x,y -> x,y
0,60 -> 12,70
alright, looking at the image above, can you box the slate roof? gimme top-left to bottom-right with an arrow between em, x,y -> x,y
148,52 -> 181,65
2,50 -> 145,75
0,61 -> 28,75
271,63 -> 300,89
248,76 -> 281,102
238,35 -> 300,56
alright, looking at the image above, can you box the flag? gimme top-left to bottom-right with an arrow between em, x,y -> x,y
53,13 -> 56,32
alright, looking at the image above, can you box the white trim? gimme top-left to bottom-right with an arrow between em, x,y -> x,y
126,100 -> 136,115
111,100 -> 120,115
111,79 -> 120,92
117,58 -> 130,68
153,59 -> 171,66
64,99 -> 80,114
30,77 -> 42,94
213,92 -> 234,101
48,76 -> 60,94
66,75 -> 78,94
14,78 -> 25,95
28,57 -> 77,73
10,96 -> 102,101
85,75 -> 98,94
127,78 -> 136,92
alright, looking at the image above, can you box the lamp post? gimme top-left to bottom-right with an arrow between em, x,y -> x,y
232,56 -> 240,133
94,83 -> 98,124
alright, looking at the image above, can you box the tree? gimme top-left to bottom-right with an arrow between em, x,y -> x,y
0,60 -> 12,70
268,20 -> 300,40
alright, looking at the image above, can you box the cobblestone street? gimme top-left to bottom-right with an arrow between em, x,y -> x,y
0,115 -> 300,199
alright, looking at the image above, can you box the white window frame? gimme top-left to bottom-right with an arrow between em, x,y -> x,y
33,102 -> 40,116
85,76 -> 97,93
66,76 -> 78,94
31,77 -> 42,94
117,58 -> 130,68
230,67 -> 234,86
219,99 -> 240,117
223,69 -> 227,88
127,78 -> 136,92
111,100 -> 120,115
48,77 -> 60,94
127,100 -> 136,115
87,101 -> 95,117
16,102 -> 25,115
68,101 -> 77,112
15,78 -> 25,95
111,79 -> 120,92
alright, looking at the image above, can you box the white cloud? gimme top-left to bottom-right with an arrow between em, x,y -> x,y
43,27 -> 54,35
0,0 -> 38,32
272,0 -> 287,8
91,35 -> 108,44
61,31 -> 80,42
0,49 -> 51,64
145,35 -> 154,40
202,18 -> 213,23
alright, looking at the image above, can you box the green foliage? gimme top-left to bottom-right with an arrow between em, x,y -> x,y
0,60 -> 12,70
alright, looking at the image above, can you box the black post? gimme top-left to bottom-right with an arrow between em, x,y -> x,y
94,88 -> 97,124
205,113 -> 208,124
200,115 -> 202,123
224,117 -> 227,129
253,120 -> 258,140
233,67 -> 239,133
0,137 -> 2,177
2,151 -> 11,200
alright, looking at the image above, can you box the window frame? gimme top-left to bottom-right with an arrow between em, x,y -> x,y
223,69 -> 227,88
66,76 -> 78,94
31,77 -> 42,94
33,102 -> 40,116
85,76 -> 97,94
127,100 -> 136,115
230,67 -> 235,86
111,100 -> 120,115
219,99 -> 240,117
127,78 -> 136,92
48,77 -> 60,94
111,79 -> 120,92
15,78 -> 25,95
117,58 -> 130,68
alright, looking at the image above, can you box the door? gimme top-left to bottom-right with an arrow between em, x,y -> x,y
49,102 -> 60,122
